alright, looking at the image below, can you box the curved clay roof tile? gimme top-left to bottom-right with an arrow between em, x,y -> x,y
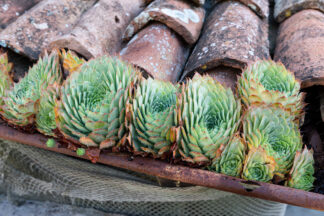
274,9 -> 324,89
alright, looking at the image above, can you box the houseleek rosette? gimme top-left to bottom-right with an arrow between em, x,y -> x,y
242,146 -> 276,182
211,134 -> 246,177
0,51 -> 62,126
238,60 -> 303,117
0,51 -> 13,107
129,77 -> 178,158
59,49 -> 85,74
176,74 -> 241,165
35,84 -> 60,136
242,106 -> 302,177
55,56 -> 139,149
286,147 -> 315,191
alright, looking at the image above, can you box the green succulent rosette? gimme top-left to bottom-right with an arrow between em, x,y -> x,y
129,77 -> 178,158
242,146 -> 276,182
176,74 -> 241,165
238,60 -> 304,118
35,83 -> 60,136
286,147 -> 315,191
0,51 -> 62,127
0,51 -> 13,107
55,56 -> 139,149
211,134 -> 246,177
242,106 -> 303,177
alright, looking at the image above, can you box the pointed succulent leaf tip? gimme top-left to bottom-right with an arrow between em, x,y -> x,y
55,56 -> 139,149
176,73 -> 241,165
130,77 -> 178,158
0,51 -> 13,107
59,49 -> 85,74
286,147 -> 315,191
242,106 -> 302,177
35,83 -> 60,136
211,134 -> 246,177
242,146 -> 276,182
238,60 -> 304,119
0,51 -> 62,127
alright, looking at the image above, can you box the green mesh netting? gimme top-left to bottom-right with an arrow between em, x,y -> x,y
0,139 -> 287,216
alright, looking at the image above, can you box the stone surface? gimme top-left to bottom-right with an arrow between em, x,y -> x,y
181,1 -> 269,81
122,0 -> 205,45
0,0 -> 96,60
0,0 -> 42,29
274,10 -> 324,88
120,23 -> 189,83
49,0 -> 144,59
275,0 -> 324,23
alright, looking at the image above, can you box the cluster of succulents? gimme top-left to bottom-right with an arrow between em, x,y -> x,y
0,49 -> 315,191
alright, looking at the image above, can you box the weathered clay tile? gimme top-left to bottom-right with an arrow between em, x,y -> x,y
0,0 -> 42,29
122,0 -> 205,45
120,23 -> 190,83
0,0 -> 96,60
205,67 -> 242,91
275,0 -> 324,23
48,0 -> 144,59
181,1 -> 270,84
274,10 -> 324,88
212,0 -> 269,18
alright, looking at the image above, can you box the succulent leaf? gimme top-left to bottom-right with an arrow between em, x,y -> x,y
242,106 -> 302,177
242,146 -> 276,182
130,77 -> 178,158
238,60 -> 303,118
176,74 -> 241,165
59,49 -> 85,74
0,51 -> 13,107
35,84 -> 60,136
211,134 -> 246,177
286,147 -> 315,191
55,56 -> 139,148
0,51 -> 62,126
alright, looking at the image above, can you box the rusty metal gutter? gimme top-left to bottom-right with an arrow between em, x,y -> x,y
0,124 -> 323,211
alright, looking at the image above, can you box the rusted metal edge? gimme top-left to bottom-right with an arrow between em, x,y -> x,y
0,124 -> 323,210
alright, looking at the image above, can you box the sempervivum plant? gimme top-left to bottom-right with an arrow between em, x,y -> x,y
55,56 -> 139,149
35,84 -> 60,136
286,147 -> 315,191
0,51 -> 13,107
242,106 -> 302,178
59,49 -> 85,75
238,60 -> 304,118
242,146 -> 276,182
0,51 -> 61,127
176,74 -> 241,165
211,134 -> 246,177
129,77 -> 178,158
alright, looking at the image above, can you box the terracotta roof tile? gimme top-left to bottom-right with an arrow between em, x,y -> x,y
181,1 -> 270,83
0,0 -> 96,60
119,0 -> 205,82
120,23 -> 190,83
274,9 -> 324,88
48,0 -> 144,59
122,0 -> 205,45
213,0 -> 269,18
275,0 -> 324,23
0,0 -> 42,29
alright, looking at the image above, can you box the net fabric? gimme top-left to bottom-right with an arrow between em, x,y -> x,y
0,139 -> 287,216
